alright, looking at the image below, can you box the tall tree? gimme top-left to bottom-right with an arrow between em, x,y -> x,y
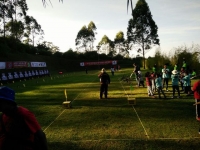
24,15 -> 44,46
87,21 -> 97,51
75,21 -> 97,52
114,31 -> 128,57
127,0 -> 159,69
98,35 -> 114,55
75,25 -> 90,52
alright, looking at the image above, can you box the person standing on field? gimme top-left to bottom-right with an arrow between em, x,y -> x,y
192,80 -> 200,122
0,86 -> 48,150
110,66 -> 115,76
98,68 -> 110,99
171,70 -> 180,98
162,64 -> 170,91
155,73 -> 166,99
145,72 -> 154,97
133,63 -> 140,86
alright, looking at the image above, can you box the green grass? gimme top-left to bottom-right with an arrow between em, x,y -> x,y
4,68 -> 200,150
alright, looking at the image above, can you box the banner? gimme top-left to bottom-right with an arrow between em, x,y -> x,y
0,62 -> 6,69
6,62 -> 13,69
13,61 -> 29,68
80,60 -> 117,66
31,62 -> 47,67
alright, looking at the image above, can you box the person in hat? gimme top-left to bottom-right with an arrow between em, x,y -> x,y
98,68 -> 110,99
171,70 -> 180,98
0,86 -> 48,150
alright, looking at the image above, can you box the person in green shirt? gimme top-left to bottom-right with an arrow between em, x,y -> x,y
152,64 -> 157,73
174,64 -> 178,70
182,59 -> 187,70
191,69 -> 197,77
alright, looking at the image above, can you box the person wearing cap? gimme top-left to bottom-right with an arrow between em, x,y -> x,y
98,68 -> 110,99
0,86 -> 48,150
171,70 -> 180,98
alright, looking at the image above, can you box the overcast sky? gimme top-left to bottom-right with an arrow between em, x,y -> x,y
26,0 -> 200,57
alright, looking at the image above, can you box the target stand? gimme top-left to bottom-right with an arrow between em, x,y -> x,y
127,97 -> 136,105
62,89 -> 71,108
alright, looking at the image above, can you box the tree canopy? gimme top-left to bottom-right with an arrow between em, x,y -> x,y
127,0 -> 159,69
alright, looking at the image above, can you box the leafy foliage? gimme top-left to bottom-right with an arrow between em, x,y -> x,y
75,21 -> 97,52
127,0 -> 159,68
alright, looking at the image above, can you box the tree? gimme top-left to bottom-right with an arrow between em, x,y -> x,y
75,25 -> 90,52
87,21 -> 97,51
5,20 -> 25,39
114,31 -> 129,57
75,21 -> 97,52
24,15 -> 44,46
127,0 -> 159,69
98,35 -> 114,56
36,41 -> 59,55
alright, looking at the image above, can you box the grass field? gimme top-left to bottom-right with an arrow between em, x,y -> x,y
4,68 -> 200,150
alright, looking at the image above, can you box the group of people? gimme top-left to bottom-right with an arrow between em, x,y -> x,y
132,62 -> 198,99
132,62 -> 200,124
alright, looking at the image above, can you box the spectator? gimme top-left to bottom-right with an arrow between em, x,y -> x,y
137,71 -> 144,87
182,71 -> 191,96
145,72 -> 154,98
110,66 -> 115,76
0,86 -> 48,150
171,70 -> 180,98
133,63 -> 140,86
155,73 -> 166,99
162,64 -> 170,91
192,80 -> 200,121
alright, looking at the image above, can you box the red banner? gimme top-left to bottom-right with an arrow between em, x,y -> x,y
13,61 -> 29,68
6,62 -> 13,69
80,60 -> 117,66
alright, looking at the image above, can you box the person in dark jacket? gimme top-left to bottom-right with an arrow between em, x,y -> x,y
98,68 -> 110,99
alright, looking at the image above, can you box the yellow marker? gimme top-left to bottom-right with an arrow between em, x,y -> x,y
23,84 -> 25,87
64,89 -> 67,101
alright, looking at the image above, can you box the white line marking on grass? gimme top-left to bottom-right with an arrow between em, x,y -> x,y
132,105 -> 150,139
120,80 -> 150,139
43,109 -> 65,132
44,74 -> 98,132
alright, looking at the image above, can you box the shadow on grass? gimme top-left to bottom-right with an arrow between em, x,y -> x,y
71,99 -> 130,108
48,139 -> 200,150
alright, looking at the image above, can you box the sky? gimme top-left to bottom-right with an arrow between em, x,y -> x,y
26,0 -> 200,57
